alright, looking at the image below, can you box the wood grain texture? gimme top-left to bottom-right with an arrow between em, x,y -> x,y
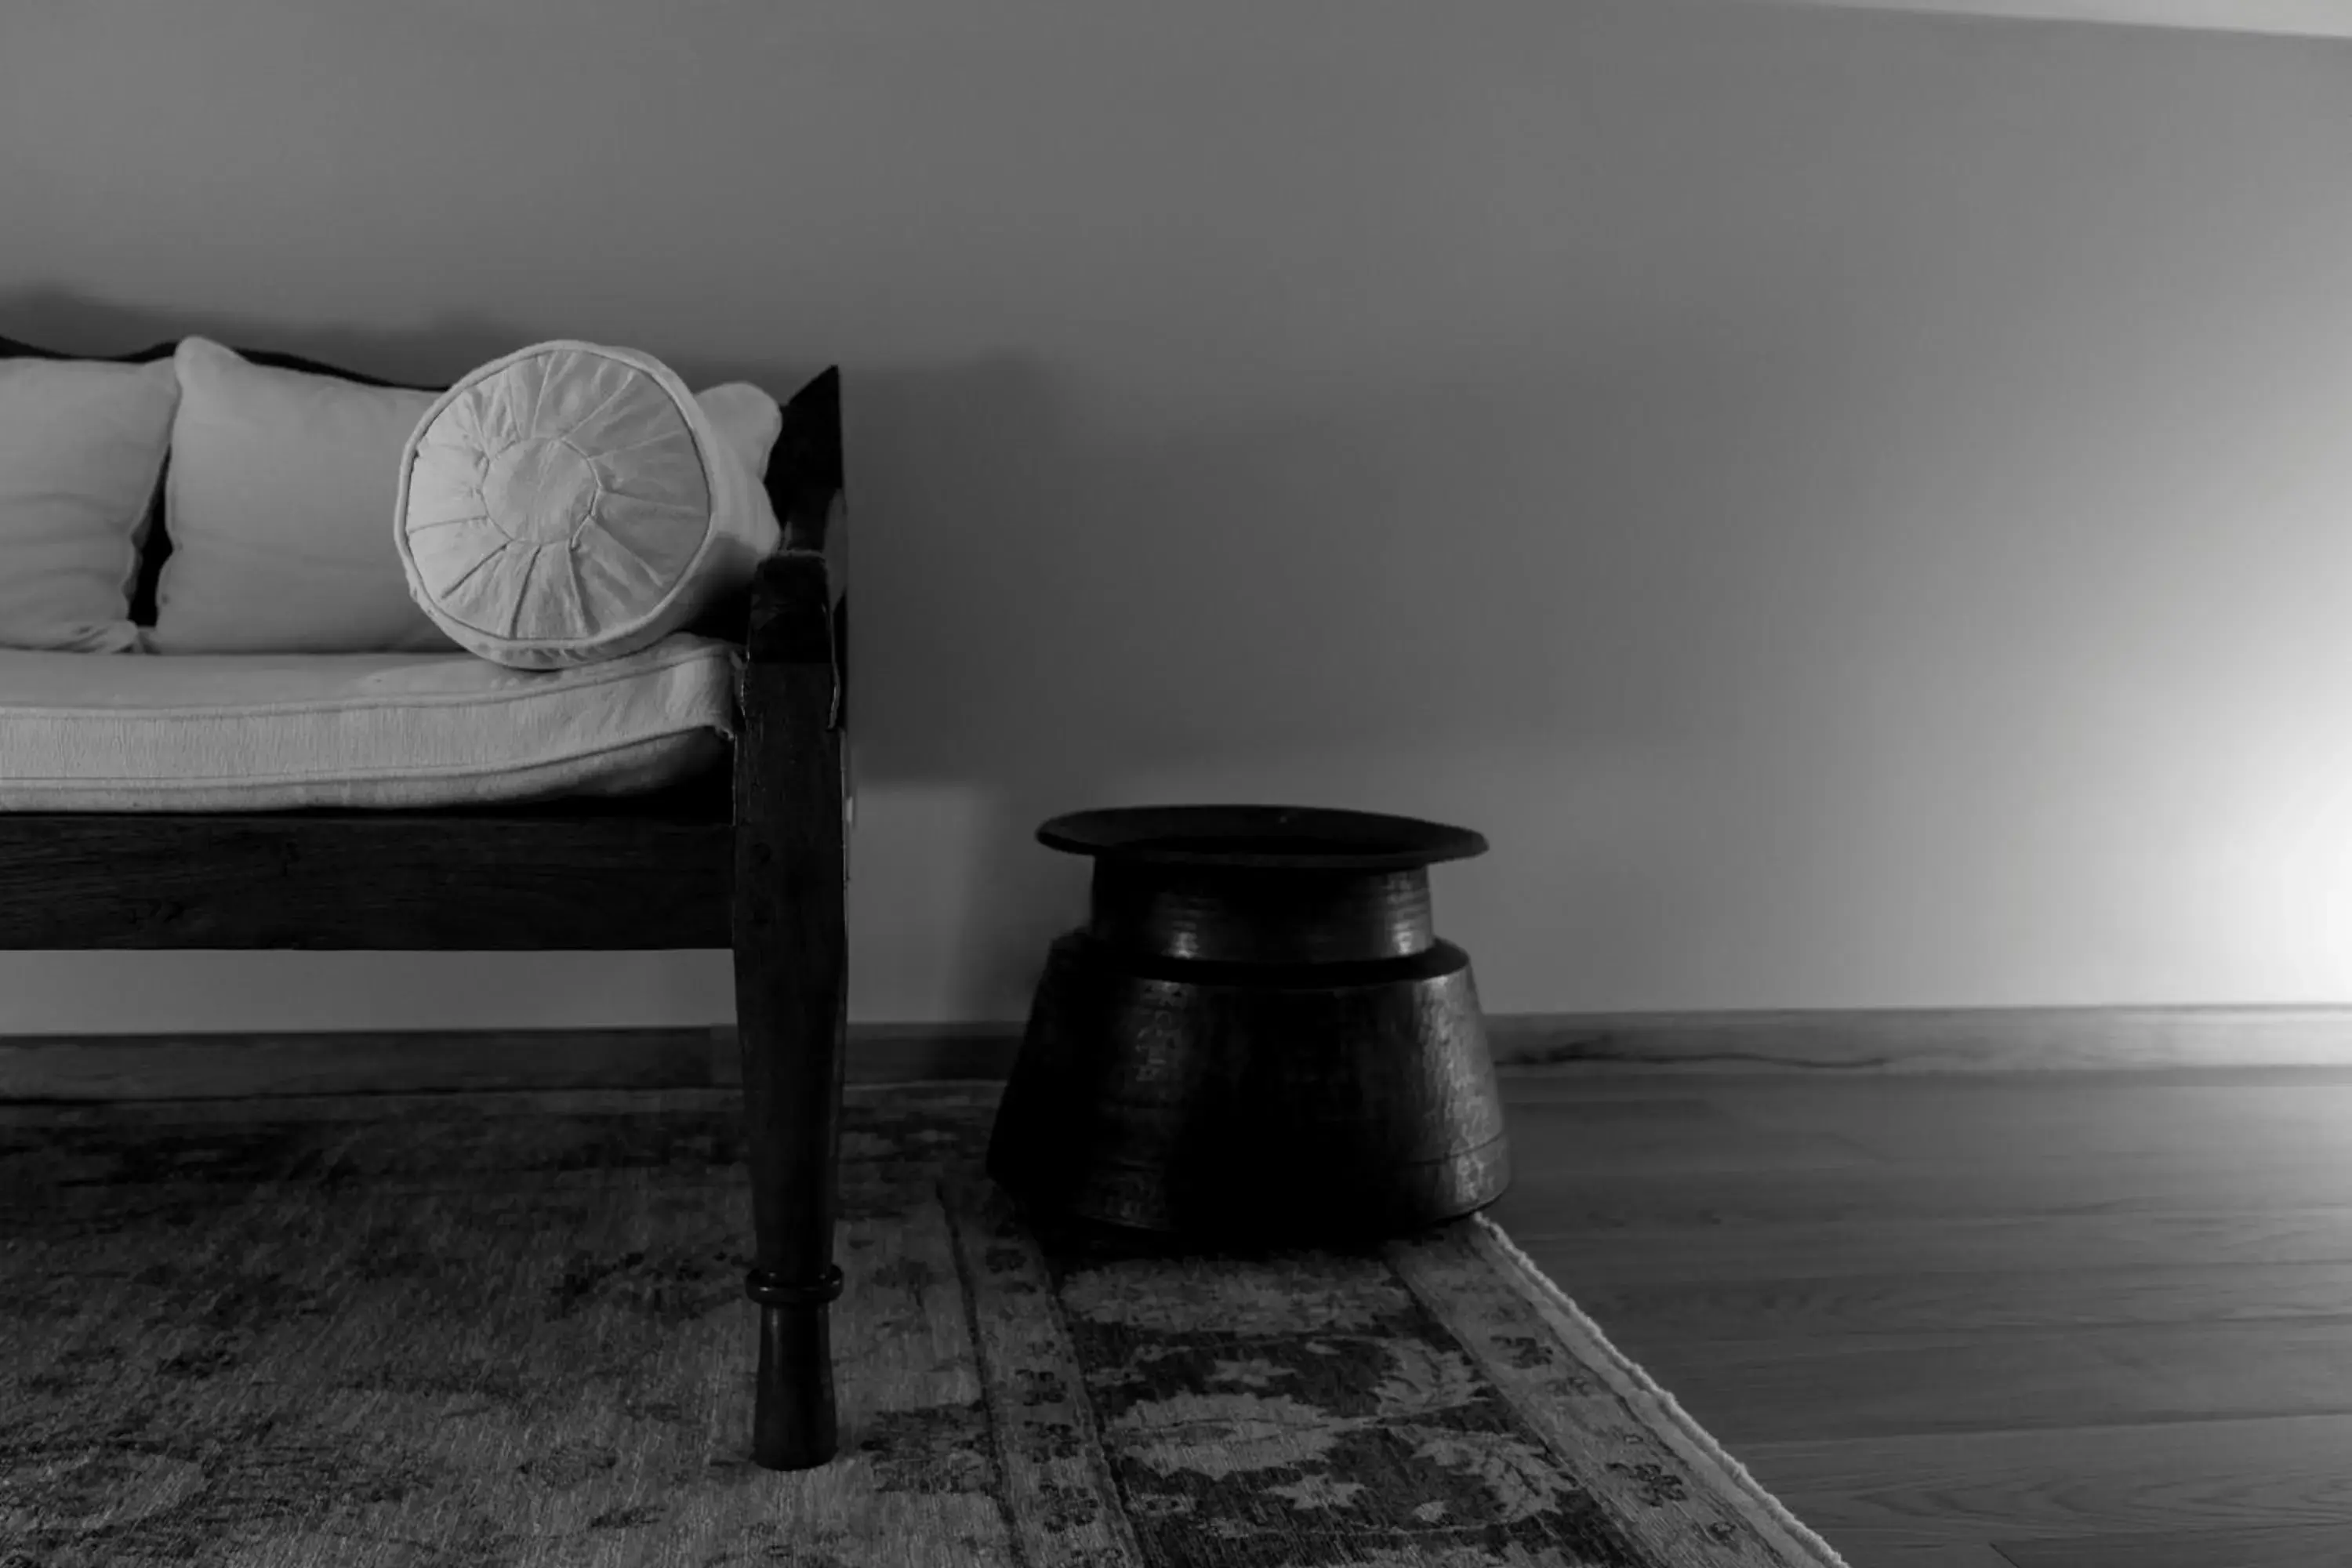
1500,1144 -> 2352,1228
1740,1414 -> 2352,1549
1594,1316 -> 2352,1446
1487,1007 -> 2352,1073
1502,1094 -> 1888,1176
0,1024 -> 1022,1102
1555,1259 -> 2352,1341
1994,1523 -> 2352,1566
1489,1065 -> 2352,1559
1722,1076 -> 2352,1161
0,811 -> 735,949
1849,1548 -> 2014,1568
1492,1203 -> 2352,1285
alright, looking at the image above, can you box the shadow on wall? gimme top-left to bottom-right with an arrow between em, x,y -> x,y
5,285 -> 1628,1018
0,284 -> 823,401
844,350 -> 1682,1012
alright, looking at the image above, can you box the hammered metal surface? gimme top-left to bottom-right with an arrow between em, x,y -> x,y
1087,862 -> 1435,964
989,930 -> 1510,1243
994,806 -> 1507,1245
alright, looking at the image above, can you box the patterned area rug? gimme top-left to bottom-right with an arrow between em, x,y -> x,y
0,1083 -> 1846,1567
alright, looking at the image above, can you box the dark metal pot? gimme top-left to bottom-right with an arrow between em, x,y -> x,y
985,804 -> 1509,1246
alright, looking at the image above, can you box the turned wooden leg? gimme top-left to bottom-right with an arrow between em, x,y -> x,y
731,642 -> 850,1471
744,1252 -> 844,1468
734,978 -> 847,1470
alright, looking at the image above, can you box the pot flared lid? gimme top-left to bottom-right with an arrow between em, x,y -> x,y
1037,804 -> 1487,872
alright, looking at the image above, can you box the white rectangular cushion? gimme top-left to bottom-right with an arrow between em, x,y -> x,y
0,355 -> 179,652
151,336 -> 458,655
0,633 -> 739,811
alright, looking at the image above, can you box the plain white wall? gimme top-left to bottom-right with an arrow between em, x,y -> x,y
1747,0 -> 2352,39
5,0 -> 2352,1032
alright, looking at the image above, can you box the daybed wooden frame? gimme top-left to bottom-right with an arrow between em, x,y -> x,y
0,355 -> 852,1472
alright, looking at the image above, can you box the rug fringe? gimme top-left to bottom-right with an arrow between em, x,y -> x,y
1468,1212 -> 1854,1568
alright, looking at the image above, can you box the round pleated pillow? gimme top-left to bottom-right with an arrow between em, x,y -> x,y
394,340 -> 781,669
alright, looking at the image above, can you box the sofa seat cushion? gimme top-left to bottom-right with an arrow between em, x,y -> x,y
0,633 -> 739,811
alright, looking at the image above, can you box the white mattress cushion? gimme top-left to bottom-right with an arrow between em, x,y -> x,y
0,633 -> 739,811
0,356 -> 180,653
151,337 -> 456,655
396,341 -> 783,670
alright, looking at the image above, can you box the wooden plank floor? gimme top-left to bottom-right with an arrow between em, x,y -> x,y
1490,1065 -> 2352,1566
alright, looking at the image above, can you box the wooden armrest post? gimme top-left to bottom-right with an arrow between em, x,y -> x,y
733,552 -> 847,1470
731,364 -> 850,1472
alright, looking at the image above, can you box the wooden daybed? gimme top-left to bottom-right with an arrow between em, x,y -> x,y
0,350 -> 853,1472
